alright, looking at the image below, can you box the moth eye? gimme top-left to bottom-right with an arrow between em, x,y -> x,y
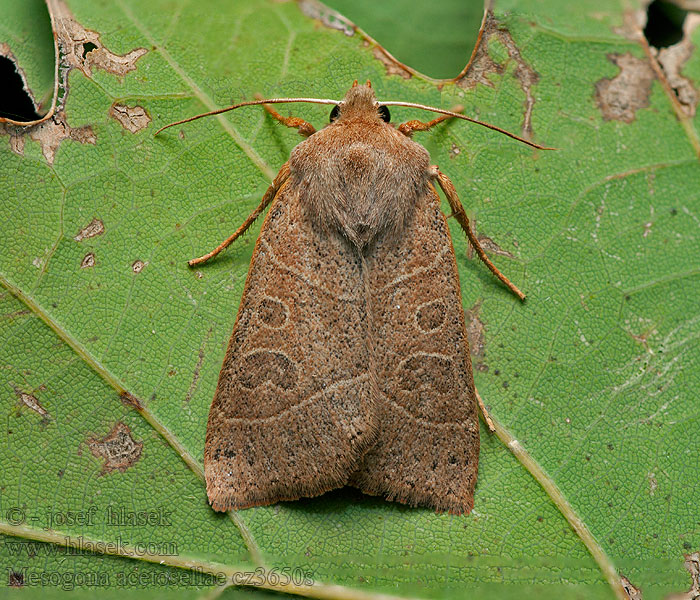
378,105 -> 391,123
329,105 -> 340,122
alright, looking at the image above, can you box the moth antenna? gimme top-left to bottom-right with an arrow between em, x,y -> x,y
154,98 -> 340,135
380,101 -> 556,150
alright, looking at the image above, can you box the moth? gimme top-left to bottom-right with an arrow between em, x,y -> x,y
157,81 -> 549,515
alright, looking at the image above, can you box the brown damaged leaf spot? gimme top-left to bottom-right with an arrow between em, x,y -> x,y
456,11 -> 539,138
86,422 -> 143,475
458,12 -> 504,89
298,0 -> 356,37
654,14 -> 700,117
74,218 -> 105,242
620,574 -> 643,600
13,386 -> 49,419
615,6 -> 699,118
3,110 -> 96,166
32,112 -> 95,165
80,252 -> 95,268
53,1 -> 147,80
595,53 -> 656,123
109,103 -> 151,133
120,392 -> 144,411
6,130 -> 26,155
131,260 -> 146,273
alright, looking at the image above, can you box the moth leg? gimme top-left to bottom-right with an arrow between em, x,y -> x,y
397,105 -> 464,137
258,99 -> 316,137
187,162 -> 291,267
429,165 -> 526,301
398,115 -> 452,137
475,388 -> 496,433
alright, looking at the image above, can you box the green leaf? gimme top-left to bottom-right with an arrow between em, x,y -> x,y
1,0 -> 698,599
0,0 -> 54,115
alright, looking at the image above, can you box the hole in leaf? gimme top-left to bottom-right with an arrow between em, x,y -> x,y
82,42 -> 98,58
644,0 -> 687,48
0,55 -> 40,121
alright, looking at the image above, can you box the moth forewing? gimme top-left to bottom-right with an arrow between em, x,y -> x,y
349,181 -> 480,515
204,170 -> 378,511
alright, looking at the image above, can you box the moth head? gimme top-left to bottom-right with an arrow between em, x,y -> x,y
330,80 -> 390,124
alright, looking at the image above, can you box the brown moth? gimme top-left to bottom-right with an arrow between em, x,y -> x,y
156,81 -> 550,514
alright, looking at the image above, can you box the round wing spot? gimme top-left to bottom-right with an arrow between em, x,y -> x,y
257,296 -> 289,328
415,299 -> 447,333
238,350 -> 297,390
